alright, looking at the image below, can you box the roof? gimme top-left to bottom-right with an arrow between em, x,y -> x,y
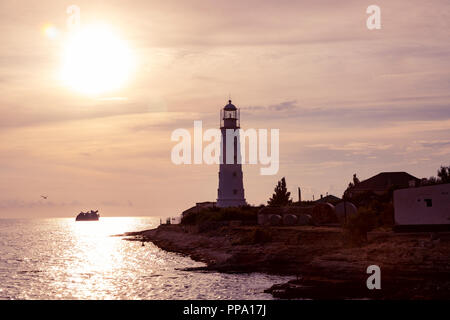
182,205 -> 197,216
182,201 -> 216,216
350,172 -> 420,193
315,194 -> 341,204
196,201 -> 216,206
224,100 -> 237,111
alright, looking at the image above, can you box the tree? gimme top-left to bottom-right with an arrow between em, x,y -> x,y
437,165 -> 450,183
343,173 -> 361,199
422,165 -> 450,185
268,177 -> 292,206
353,173 -> 360,185
423,176 -> 438,185
346,173 -> 361,189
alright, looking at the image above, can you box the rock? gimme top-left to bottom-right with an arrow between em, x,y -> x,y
283,214 -> 298,226
335,201 -> 357,224
297,214 -> 312,226
229,220 -> 242,227
312,203 -> 337,224
269,214 -> 282,226
258,207 -> 284,225
128,224 -> 450,299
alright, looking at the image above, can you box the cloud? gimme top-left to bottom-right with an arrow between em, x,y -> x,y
0,100 -> 149,129
1,0 -> 450,217
305,142 -> 393,152
96,97 -> 129,101
241,99 -> 450,130
414,139 -> 450,148
243,100 -> 297,112
0,198 -> 133,209
0,199 -> 72,209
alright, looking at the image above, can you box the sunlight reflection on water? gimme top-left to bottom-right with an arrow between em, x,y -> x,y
0,217 -> 290,300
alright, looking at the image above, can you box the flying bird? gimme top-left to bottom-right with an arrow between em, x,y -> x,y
41,195 -> 48,200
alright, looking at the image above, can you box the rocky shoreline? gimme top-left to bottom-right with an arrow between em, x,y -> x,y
123,224 -> 450,299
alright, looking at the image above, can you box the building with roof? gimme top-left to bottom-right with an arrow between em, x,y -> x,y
346,172 -> 421,198
314,194 -> 341,204
182,201 -> 216,217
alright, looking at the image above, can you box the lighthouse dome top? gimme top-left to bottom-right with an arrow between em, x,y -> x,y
224,100 -> 237,111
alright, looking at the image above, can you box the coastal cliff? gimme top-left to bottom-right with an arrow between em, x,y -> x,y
125,224 -> 450,299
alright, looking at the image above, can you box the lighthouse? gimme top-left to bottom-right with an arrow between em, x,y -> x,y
217,100 -> 246,207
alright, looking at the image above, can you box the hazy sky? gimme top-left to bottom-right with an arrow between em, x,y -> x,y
1,0 -> 449,218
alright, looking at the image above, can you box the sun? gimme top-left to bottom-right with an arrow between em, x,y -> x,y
61,25 -> 135,95
43,24 -> 59,39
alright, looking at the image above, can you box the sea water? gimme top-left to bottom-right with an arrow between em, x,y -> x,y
0,217 -> 290,300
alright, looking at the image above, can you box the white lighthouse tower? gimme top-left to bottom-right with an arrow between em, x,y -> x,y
217,100 -> 246,207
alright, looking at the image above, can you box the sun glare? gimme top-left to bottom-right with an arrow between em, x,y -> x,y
43,24 -> 59,39
61,25 -> 135,95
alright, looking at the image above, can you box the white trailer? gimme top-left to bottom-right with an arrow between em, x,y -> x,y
394,183 -> 450,229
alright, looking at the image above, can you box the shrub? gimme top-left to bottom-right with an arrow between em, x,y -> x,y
380,202 -> 394,226
181,206 -> 258,225
344,207 -> 377,245
344,186 -> 395,229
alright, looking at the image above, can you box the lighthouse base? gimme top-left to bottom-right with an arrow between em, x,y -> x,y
216,198 -> 247,208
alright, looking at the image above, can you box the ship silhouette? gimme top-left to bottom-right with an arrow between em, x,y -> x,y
75,210 -> 99,221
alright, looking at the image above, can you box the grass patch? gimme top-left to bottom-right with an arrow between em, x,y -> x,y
232,228 -> 273,245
